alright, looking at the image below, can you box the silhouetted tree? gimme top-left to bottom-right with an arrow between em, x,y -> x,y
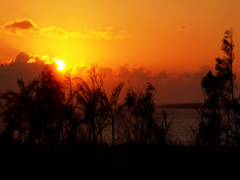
74,64 -> 125,160
64,69 -> 81,147
0,66 -> 66,148
34,67 -> 66,147
195,29 -> 240,146
75,64 -> 109,151
0,78 -> 38,145
117,82 -> 172,146
99,82 -> 124,156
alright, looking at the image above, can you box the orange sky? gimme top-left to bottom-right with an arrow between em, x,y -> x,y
1,0 -> 240,103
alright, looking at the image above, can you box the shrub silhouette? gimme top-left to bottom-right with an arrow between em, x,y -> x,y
0,66 -> 66,148
194,29 -> 240,146
117,82 -> 172,146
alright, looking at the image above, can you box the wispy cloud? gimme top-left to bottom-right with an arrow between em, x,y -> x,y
39,26 -> 84,39
1,18 -> 127,40
84,27 -> 126,40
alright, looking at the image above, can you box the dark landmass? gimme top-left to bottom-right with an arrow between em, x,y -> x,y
1,143 -> 239,179
157,102 -> 204,109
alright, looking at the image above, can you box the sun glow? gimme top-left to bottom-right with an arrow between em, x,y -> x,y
56,60 -> 65,71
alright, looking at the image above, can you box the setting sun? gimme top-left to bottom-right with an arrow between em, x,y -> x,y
56,60 -> 65,71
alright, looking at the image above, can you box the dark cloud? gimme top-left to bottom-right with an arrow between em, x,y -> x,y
181,65 -> 211,79
181,72 -> 191,78
2,19 -> 38,35
156,78 -> 203,104
98,66 -> 114,77
117,64 -> 131,79
132,67 -> 151,78
192,65 -> 211,79
156,71 -> 170,79
0,50 -> 46,93
117,64 -> 152,80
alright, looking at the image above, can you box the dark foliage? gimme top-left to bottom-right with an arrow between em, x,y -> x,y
116,82 -> 172,146
193,29 -> 240,146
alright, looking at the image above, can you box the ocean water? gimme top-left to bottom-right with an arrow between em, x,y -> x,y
162,108 -> 200,144
0,108 -> 200,145
102,108 -> 200,145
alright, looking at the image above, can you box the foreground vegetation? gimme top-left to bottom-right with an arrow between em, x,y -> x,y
1,29 -> 240,179
1,142 -> 239,179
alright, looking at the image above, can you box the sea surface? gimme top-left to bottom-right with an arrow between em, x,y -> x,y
162,108 -> 200,144
0,108 -> 200,145
103,108 -> 200,145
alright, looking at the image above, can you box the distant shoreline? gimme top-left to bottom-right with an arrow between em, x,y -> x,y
157,102 -> 204,109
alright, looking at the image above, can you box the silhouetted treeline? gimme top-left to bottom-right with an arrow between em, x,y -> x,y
0,64 -> 172,149
0,63 -> 175,178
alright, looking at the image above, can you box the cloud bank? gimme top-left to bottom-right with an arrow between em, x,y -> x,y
72,63 -> 210,104
0,50 -> 212,104
1,18 -> 127,40
180,65 -> 211,79
0,50 -> 59,93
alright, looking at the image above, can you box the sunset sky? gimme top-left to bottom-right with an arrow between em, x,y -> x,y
1,0 -> 240,104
